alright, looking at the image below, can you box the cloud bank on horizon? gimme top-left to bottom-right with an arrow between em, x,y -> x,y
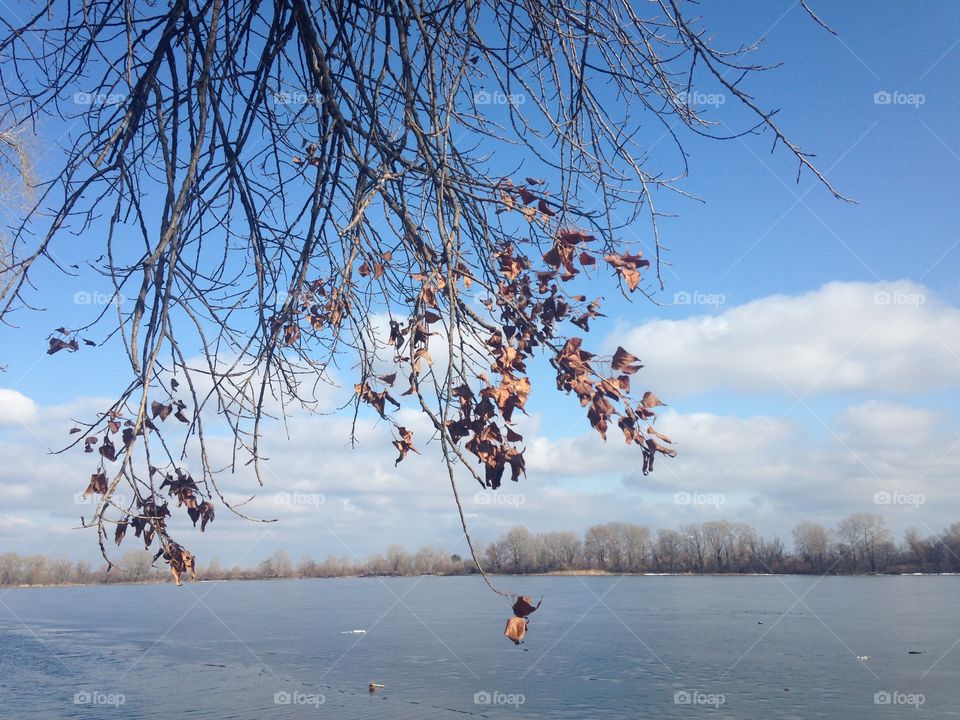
0,280 -> 957,565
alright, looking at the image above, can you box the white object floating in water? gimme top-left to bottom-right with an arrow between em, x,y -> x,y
856,655 -> 870,661
342,629 -> 367,635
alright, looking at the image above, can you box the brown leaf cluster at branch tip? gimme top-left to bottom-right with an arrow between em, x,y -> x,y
392,426 -> 419,465
355,381 -> 400,419
72,391 -> 208,583
151,399 -> 190,423
268,277 -> 352,339
47,337 -> 79,354
504,595 -> 542,644
604,251 -> 651,292
357,198 -> 675,490
46,327 -> 97,354
84,471 -> 108,496
155,541 -> 196,586
497,178 -> 558,223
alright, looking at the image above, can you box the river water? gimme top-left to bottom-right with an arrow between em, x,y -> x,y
1,575 -> 958,718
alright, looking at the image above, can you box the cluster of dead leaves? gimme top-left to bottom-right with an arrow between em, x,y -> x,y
159,468 -> 216,531
109,468 -> 208,584
354,267 -> 475,464
151,397 -> 190,425
110,465 -> 212,584
391,426 -> 419,466
504,595 -> 542,645
555,339 -> 676,470
46,327 -> 96,355
355,378 -> 401,420
271,277 -> 352,348
77,409 -> 135,462
276,247 -> 425,350
113,497 -> 195,585
349,178 -> 676,487
114,495 -> 170,549
291,140 -> 323,168
442,327 -> 534,489
154,541 -> 196,586
52,307 -> 208,584
487,182 -> 676,473
498,180 -> 653,295
67,379 -> 208,583
497,177 -> 556,224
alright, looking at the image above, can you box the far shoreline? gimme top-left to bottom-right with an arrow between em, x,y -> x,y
3,570 -> 957,590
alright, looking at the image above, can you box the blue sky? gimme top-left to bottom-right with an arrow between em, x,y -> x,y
1,2 -> 959,566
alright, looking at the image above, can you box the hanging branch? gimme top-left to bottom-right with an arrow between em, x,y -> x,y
0,1 -> 842,599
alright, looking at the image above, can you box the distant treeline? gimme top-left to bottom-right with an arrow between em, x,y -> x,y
2,513 -> 958,586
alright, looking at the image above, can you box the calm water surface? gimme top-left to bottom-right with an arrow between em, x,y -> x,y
1,575 -> 958,718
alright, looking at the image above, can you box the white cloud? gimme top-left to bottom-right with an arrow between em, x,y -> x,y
616,280 -> 960,397
0,514 -> 34,532
2,281 -> 960,562
515,399 -> 960,539
1,394 -> 959,561
0,388 -> 38,425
